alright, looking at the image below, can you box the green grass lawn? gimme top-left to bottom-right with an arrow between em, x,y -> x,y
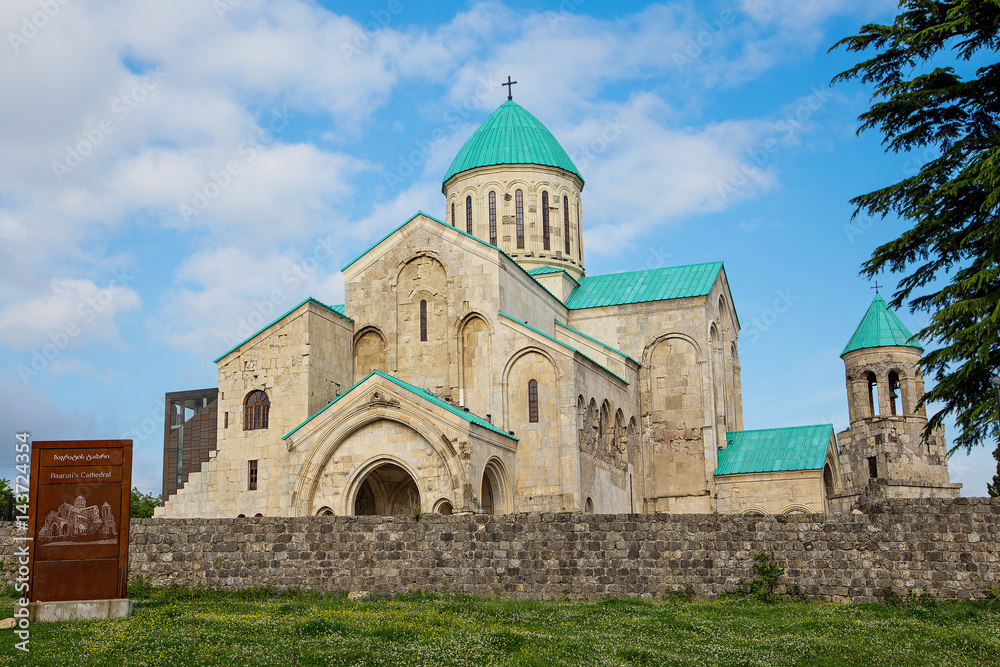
1,588 -> 998,667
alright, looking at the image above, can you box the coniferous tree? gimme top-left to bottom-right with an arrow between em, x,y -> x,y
832,1 -> 1000,460
989,447 -> 1000,497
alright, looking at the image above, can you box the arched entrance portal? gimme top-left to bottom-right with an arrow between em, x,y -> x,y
353,462 -> 420,516
481,460 -> 506,515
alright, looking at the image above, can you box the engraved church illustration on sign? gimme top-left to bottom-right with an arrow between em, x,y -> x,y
159,91 -> 960,519
39,496 -> 118,545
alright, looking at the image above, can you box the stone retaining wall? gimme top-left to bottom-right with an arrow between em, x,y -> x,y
3,498 -> 998,603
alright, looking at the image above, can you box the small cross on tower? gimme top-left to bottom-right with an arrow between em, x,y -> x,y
871,281 -> 883,295
502,76 -> 517,101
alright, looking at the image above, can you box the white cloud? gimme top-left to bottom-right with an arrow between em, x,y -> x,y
155,245 -> 345,358
0,277 -> 141,349
558,93 -> 781,254
948,446 -> 996,498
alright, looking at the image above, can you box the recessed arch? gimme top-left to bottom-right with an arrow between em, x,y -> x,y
643,331 -> 708,506
348,457 -> 421,517
641,332 -> 704,365
290,405 -> 467,517
779,504 -> 813,515
433,498 -> 453,515
585,497 -> 594,514
481,457 -> 510,515
823,464 -> 836,504
316,506 -> 335,517
599,400 -> 612,455
459,313 -> 492,417
502,346 -> 559,385
396,254 -> 449,390
709,323 -> 726,438
354,326 -> 388,382
614,408 -> 627,458
738,506 -> 768,516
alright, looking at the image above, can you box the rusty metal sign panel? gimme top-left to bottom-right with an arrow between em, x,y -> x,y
26,440 -> 132,602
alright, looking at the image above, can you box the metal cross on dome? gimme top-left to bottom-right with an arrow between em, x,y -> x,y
871,281 -> 883,294
502,76 -> 517,100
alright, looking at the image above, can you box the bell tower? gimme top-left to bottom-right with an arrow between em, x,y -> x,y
836,294 -> 960,500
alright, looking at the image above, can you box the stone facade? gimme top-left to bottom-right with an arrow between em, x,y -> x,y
836,346 -> 960,505
10,499 -> 998,602
443,163 -> 586,280
159,100 -> 959,521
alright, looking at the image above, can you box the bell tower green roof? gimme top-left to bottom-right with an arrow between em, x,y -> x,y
443,100 -> 583,187
841,294 -> 924,356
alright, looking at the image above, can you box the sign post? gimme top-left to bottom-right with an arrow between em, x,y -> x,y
24,440 -> 132,622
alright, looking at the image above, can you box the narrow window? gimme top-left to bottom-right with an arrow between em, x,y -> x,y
248,460 -> 258,491
866,372 -> 879,417
420,299 -> 428,341
867,456 -> 878,479
541,191 -> 550,250
576,202 -> 582,261
466,195 -> 473,234
224,412 -> 228,429
451,202 -> 455,227
244,391 -> 269,430
488,191 -> 497,245
515,189 -> 524,249
528,379 -> 538,423
563,195 -> 570,255
888,371 -> 901,416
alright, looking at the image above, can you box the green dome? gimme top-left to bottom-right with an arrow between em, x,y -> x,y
443,101 -> 583,187
842,294 -> 924,356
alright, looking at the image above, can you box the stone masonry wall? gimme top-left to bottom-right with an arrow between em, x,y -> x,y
2,498 -> 997,603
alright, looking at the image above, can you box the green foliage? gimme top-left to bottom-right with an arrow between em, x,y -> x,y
988,445 -> 1000,497
3,587 -> 999,666
831,1 -> 1000,453
876,587 -> 939,609
127,578 -> 155,600
723,552 -> 791,603
130,488 -> 162,518
0,478 -> 13,518
662,584 -> 696,602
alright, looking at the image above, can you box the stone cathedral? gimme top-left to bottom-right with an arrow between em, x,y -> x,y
158,98 -> 959,519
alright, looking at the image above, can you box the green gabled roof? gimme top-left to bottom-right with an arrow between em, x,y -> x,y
554,321 -> 640,365
443,100 -> 583,186
498,312 -> 628,385
342,211 -> 450,272
842,294 -> 924,356
527,266 -> 566,276
213,297 -> 352,364
283,370 -> 515,441
715,425 -> 836,476
565,262 -> 724,310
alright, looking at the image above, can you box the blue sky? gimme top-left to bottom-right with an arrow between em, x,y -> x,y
0,0 -> 993,496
